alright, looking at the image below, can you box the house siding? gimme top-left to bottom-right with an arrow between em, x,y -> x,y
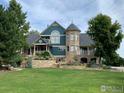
50,46 -> 66,56
26,21 -> 99,63
41,22 -> 66,56
42,23 -> 65,35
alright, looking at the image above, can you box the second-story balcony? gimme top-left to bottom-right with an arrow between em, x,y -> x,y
80,47 -> 95,56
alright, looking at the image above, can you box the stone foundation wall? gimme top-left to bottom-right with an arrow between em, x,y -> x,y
32,60 -> 56,68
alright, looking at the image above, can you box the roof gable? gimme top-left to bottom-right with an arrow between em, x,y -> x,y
41,21 -> 65,35
35,37 -> 49,44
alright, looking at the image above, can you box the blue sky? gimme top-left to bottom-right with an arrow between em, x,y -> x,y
0,0 -> 124,57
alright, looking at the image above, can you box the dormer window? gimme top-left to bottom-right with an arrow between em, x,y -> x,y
50,30 -> 60,44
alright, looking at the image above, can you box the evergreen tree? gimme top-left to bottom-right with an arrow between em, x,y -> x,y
87,14 -> 123,66
0,5 -> 6,64
0,0 -> 29,65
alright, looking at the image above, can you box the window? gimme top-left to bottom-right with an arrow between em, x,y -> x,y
81,47 -> 87,54
70,34 -> 78,41
50,30 -> 60,44
70,34 -> 74,40
75,46 -> 78,51
66,35 -> 69,40
70,46 -> 75,52
67,46 -> 69,51
58,47 -> 65,51
75,46 -> 80,55
70,46 -> 78,52
75,34 -> 78,40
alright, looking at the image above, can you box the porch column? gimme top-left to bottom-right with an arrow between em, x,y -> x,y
96,57 -> 100,64
88,58 -> 91,63
87,47 -> 90,55
46,45 -> 48,51
33,45 -> 36,56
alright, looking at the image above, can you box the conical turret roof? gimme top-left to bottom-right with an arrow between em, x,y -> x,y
66,23 -> 80,32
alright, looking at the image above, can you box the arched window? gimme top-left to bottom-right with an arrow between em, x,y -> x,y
50,30 -> 60,44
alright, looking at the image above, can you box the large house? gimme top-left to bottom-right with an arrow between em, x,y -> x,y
25,21 -> 99,64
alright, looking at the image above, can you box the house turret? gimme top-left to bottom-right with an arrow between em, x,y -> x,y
65,23 -> 80,62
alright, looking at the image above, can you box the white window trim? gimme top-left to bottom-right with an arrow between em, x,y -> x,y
50,30 -> 60,44
70,34 -> 79,41
70,46 -> 74,52
70,34 -> 74,41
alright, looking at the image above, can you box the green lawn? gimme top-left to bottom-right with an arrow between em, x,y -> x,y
0,68 -> 124,93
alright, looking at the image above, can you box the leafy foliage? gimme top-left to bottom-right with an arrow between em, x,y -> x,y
27,57 -> 32,68
0,0 -> 29,65
9,54 -> 23,67
36,51 -> 52,60
67,56 -> 81,66
87,14 -> 123,66
103,53 -> 124,66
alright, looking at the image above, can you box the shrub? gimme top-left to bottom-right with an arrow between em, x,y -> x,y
103,54 -> 124,66
118,57 -> 124,66
9,54 -> 23,67
87,60 -> 101,68
36,51 -> 51,60
67,56 -> 81,66
0,56 -> 3,67
27,57 -> 32,68
102,64 -> 111,69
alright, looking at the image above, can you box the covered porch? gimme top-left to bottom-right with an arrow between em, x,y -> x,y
25,44 -> 48,56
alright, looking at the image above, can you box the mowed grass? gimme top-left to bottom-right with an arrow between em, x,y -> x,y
0,68 -> 124,93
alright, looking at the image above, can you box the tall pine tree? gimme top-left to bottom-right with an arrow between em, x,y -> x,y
0,0 -> 29,65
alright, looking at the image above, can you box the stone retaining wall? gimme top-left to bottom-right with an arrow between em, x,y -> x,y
32,60 -> 56,68
111,67 -> 124,72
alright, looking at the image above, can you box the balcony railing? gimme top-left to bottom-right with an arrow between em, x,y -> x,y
80,49 -> 95,56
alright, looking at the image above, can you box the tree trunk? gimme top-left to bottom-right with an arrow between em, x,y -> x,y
99,56 -> 102,65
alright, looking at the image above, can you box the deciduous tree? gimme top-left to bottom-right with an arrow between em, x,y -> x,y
87,14 -> 123,65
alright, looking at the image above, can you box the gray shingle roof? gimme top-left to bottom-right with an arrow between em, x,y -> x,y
80,34 -> 95,46
66,23 -> 80,31
27,33 -> 40,46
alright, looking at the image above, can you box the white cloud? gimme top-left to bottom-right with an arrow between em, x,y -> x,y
16,0 -> 99,32
97,0 -> 124,27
